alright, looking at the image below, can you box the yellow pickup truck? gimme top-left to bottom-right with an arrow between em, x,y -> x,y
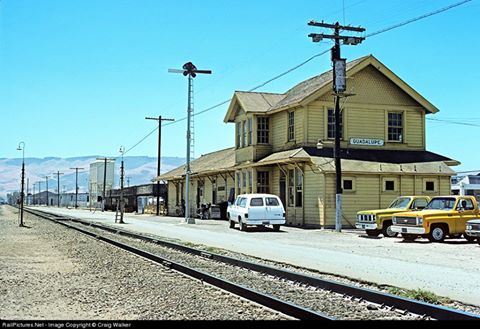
391,195 -> 480,242
356,196 -> 430,238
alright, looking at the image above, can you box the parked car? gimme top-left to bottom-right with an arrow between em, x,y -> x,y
227,194 -> 285,231
356,196 -> 430,237
391,195 -> 480,242
465,219 -> 480,244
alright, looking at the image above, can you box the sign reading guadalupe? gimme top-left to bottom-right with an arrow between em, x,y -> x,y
349,138 -> 384,147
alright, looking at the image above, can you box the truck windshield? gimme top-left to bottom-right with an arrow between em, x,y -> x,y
424,198 -> 456,210
388,197 -> 411,209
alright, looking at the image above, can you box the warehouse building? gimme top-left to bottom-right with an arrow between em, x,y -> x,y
157,55 -> 458,228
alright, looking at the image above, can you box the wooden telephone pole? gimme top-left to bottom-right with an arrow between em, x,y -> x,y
308,21 -> 365,232
146,115 -> 175,216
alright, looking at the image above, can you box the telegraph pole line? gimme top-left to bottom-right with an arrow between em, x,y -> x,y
308,20 -> 365,232
45,176 -> 50,206
169,62 -> 211,224
70,167 -> 84,209
53,171 -> 64,207
146,115 -> 175,216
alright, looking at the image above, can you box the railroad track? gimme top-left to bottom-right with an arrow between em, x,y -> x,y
23,207 -> 480,321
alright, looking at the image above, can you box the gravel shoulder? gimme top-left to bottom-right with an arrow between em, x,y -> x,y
0,206 -> 287,320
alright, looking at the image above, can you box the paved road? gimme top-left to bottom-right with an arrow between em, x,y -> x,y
27,206 -> 480,306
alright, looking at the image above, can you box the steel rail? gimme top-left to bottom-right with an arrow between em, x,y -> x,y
25,207 -> 480,321
23,207 -> 333,321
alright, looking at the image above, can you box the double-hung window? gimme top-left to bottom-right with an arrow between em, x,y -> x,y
327,108 -> 343,139
287,111 -> 295,141
257,117 -> 269,144
388,112 -> 403,142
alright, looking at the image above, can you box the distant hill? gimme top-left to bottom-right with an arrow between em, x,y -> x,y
0,156 -> 185,198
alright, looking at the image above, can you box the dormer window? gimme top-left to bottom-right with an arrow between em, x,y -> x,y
257,117 -> 269,144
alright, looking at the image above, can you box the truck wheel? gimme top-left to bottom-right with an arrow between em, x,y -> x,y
402,234 -> 417,242
272,224 -> 280,232
239,218 -> 247,232
366,230 -> 380,237
464,233 -> 476,243
428,225 -> 446,242
382,222 -> 398,238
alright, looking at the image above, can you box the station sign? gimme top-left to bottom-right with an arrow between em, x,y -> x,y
349,138 -> 384,146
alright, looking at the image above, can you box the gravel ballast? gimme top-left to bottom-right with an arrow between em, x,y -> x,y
0,206 -> 287,320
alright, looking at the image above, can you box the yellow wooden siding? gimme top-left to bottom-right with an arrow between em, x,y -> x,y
322,173 -> 452,228
405,110 -> 424,148
348,65 -> 421,107
347,107 -> 385,141
303,168 -> 323,227
271,111 -> 287,152
235,146 -> 253,164
294,108 -> 304,144
306,105 -> 325,144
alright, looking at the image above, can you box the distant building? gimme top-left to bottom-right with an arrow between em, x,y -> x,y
451,174 -> 480,200
104,183 -> 167,213
89,159 -> 115,209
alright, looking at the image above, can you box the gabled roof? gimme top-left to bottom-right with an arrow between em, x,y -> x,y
269,56 -> 368,112
224,91 -> 284,123
154,147 -> 236,181
224,54 -> 439,122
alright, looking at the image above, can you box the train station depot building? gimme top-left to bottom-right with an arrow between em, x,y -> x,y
157,55 -> 459,228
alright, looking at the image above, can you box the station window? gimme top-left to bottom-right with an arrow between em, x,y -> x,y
385,180 -> 395,191
327,108 -> 343,139
236,122 -> 241,148
295,168 -> 303,208
257,171 -> 270,194
388,112 -> 403,142
257,117 -> 269,144
288,169 -> 294,207
425,181 -> 435,192
343,180 -> 353,191
288,111 -> 295,141
247,118 -> 252,146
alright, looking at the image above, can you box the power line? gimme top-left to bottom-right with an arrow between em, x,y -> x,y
123,0 -> 472,155
366,0 -> 472,38
426,117 -> 480,128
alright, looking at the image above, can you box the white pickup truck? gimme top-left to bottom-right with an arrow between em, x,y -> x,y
227,194 -> 285,231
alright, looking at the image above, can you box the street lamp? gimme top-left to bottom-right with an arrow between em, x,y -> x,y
16,142 -> 25,227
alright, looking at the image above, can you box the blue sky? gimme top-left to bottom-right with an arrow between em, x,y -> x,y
0,0 -> 479,171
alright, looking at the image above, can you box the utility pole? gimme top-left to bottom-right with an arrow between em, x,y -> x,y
17,142 -> 25,227
38,181 -> 42,206
45,176 -> 50,206
26,178 -> 29,206
53,171 -> 64,207
146,115 -> 175,216
117,147 -> 126,224
33,183 -> 36,205
169,62 -> 211,224
70,167 -> 84,209
308,20 -> 365,232
96,158 -> 115,212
